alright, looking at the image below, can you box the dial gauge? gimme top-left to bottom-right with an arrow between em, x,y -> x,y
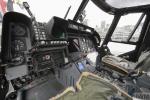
12,39 -> 26,51
13,24 -> 26,36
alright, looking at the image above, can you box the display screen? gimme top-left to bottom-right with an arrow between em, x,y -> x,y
52,25 -> 66,39
47,16 -> 67,39
52,32 -> 65,39
10,23 -> 27,37
78,62 -> 85,71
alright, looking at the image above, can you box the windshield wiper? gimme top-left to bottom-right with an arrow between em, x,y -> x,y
64,6 -> 71,20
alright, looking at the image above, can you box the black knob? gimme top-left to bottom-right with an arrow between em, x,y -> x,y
6,92 -> 17,100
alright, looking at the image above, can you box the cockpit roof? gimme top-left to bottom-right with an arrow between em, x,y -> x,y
106,0 -> 150,9
92,0 -> 150,15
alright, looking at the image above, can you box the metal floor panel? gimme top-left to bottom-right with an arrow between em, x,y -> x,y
19,74 -> 64,100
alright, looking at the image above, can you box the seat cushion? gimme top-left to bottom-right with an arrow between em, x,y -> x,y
50,72 -> 132,100
102,55 -> 137,75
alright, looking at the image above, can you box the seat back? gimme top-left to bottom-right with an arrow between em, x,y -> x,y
135,50 -> 150,72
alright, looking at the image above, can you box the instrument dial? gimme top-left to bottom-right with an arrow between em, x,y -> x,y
13,24 -> 26,36
12,39 -> 26,51
12,53 -> 25,66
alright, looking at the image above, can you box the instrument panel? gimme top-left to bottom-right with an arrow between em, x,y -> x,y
32,48 -> 66,72
79,37 -> 95,52
4,20 -> 32,82
4,17 -> 98,75
9,23 -> 29,67
10,23 -> 28,52
1,12 -> 100,100
10,23 -> 27,37
11,39 -> 26,51
68,36 -> 96,53
11,53 -> 25,66
32,51 -> 55,72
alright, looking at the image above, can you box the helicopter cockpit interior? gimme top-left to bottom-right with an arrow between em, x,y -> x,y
1,0 -> 150,100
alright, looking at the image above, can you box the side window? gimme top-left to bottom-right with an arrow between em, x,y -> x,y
129,18 -> 145,42
111,13 -> 145,42
108,13 -> 145,55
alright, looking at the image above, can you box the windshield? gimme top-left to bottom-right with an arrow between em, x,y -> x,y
15,0 -> 82,22
0,0 -> 82,49
111,13 -> 145,42
0,0 -> 82,22
78,1 -> 114,40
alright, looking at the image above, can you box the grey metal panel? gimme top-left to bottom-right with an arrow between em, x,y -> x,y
6,65 -> 28,80
56,63 -> 81,87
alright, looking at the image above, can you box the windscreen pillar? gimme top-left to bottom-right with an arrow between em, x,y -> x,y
102,15 -> 121,46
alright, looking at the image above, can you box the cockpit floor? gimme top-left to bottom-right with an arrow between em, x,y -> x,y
19,74 -> 64,100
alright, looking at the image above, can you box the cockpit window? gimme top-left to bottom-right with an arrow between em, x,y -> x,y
111,13 -> 145,42
20,0 -> 82,22
78,1 -> 114,40
0,0 -> 83,50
